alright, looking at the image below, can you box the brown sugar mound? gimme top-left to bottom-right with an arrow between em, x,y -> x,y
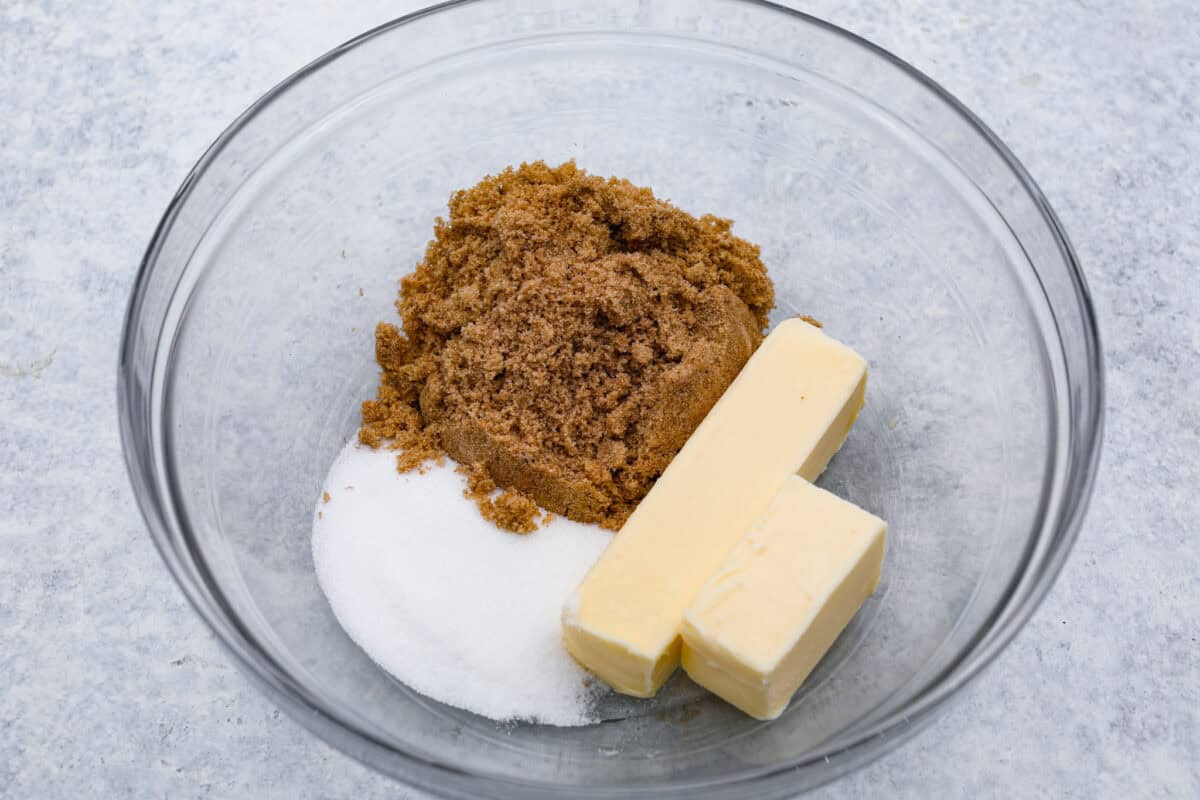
360,161 -> 774,531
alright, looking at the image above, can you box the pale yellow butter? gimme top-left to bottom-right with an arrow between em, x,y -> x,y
680,476 -> 886,719
561,319 -> 868,697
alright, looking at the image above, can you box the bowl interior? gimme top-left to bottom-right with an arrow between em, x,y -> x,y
138,1 -> 1079,796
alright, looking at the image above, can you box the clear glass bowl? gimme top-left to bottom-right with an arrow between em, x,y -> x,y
118,1 -> 1104,797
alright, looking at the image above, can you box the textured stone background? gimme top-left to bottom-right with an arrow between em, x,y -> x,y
1,1 -> 1197,797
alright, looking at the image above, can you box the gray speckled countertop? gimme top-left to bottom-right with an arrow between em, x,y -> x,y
2,1 -> 1197,797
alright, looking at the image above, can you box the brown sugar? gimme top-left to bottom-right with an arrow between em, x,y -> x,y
457,462 -> 543,534
360,161 -> 774,531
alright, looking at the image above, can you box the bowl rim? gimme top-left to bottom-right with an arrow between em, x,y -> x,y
118,0 -> 1105,795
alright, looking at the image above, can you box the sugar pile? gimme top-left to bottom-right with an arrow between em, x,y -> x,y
311,438 -> 611,726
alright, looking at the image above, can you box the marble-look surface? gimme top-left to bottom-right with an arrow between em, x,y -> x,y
1,1 -> 1196,797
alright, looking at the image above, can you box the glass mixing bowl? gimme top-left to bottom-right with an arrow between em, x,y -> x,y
118,1 -> 1104,797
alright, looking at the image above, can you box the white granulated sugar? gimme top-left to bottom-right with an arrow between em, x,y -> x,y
312,438 -> 611,726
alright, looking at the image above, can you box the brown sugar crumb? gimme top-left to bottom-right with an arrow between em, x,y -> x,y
458,461 -> 496,496
322,491 -> 331,503
457,462 -> 542,534
361,161 -> 775,531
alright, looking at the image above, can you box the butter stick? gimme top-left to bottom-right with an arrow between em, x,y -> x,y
561,319 -> 867,697
680,476 -> 887,719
